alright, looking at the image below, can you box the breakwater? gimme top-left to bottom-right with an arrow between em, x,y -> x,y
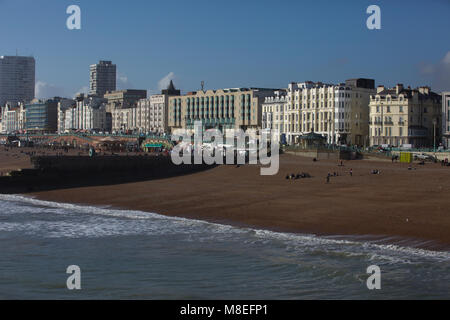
0,155 -> 214,194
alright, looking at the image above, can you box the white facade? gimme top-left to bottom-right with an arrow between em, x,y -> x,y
263,80 -> 374,146
62,97 -> 107,132
0,102 -> 26,134
112,94 -> 170,133
261,90 -> 288,142
57,99 -> 76,133
0,56 -> 35,107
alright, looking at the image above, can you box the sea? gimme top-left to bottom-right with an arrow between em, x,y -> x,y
0,194 -> 449,300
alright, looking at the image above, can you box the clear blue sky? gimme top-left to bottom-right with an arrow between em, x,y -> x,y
1,0 -> 449,98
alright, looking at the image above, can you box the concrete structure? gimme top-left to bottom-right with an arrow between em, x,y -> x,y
89,60 -> 116,97
369,84 -> 442,148
0,56 -> 35,106
62,96 -> 108,132
263,79 -> 375,146
168,87 -> 278,134
25,99 -> 58,133
442,92 -> 450,148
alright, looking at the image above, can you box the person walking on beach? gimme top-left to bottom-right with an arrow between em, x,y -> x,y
326,173 -> 331,184
350,168 -> 353,177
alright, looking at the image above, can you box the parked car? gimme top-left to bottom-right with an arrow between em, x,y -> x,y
414,153 -> 435,161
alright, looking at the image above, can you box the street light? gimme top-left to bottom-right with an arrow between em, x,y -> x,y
433,118 -> 437,154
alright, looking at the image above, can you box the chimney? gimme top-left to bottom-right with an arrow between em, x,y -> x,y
418,86 -> 430,95
377,85 -> 385,94
396,84 -> 404,94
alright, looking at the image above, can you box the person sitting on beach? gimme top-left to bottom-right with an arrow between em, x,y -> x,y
296,174 -> 301,180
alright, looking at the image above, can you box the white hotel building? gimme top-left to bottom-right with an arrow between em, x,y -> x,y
59,96 -> 107,132
262,79 -> 375,146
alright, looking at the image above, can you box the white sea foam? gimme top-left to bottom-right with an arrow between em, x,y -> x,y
0,194 -> 449,261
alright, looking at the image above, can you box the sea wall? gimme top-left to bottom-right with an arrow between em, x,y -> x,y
285,149 -> 357,160
0,155 -> 214,194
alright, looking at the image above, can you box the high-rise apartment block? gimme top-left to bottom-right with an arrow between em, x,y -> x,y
0,55 -> 35,107
89,60 -> 116,97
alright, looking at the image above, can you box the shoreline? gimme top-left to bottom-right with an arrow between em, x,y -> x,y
1,146 -> 449,252
2,193 -> 449,255
12,153 -> 450,252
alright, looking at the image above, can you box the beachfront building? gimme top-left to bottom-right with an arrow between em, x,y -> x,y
105,89 -> 147,112
106,89 -> 147,132
0,102 -> 26,134
131,81 -> 180,134
57,98 -> 76,133
263,79 -> 375,146
109,83 -> 178,134
261,90 -> 288,143
111,107 -> 133,133
442,92 -> 450,148
89,60 -> 116,97
62,96 -> 108,132
168,87 -> 278,135
369,84 -> 442,148
25,98 -> 58,133
0,55 -> 35,107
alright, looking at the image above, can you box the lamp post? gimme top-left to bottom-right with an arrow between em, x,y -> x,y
433,118 -> 437,155
328,118 -> 332,146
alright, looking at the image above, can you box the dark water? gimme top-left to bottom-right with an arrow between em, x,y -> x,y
0,194 -> 449,299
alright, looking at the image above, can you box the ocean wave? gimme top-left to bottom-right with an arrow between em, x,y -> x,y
0,194 -> 449,262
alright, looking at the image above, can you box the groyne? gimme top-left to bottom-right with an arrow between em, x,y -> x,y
0,155 -> 215,194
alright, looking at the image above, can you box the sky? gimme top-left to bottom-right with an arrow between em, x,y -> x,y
1,0 -> 449,99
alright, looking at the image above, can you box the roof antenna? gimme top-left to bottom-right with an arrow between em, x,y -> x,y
201,81 -> 205,91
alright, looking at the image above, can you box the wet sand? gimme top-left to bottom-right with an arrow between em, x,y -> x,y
24,153 -> 450,251
0,146 -> 32,174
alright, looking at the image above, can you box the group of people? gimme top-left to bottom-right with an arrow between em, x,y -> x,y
326,172 -> 343,183
286,172 -> 312,180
